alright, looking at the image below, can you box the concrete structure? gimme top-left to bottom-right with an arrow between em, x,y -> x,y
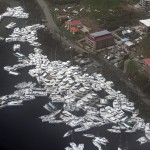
86,30 -> 114,50
139,19 -> 150,31
144,58 -> 150,74
124,41 -> 135,48
140,0 -> 150,9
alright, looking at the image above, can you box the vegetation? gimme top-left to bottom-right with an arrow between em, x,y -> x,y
102,6 -> 145,30
76,0 -> 145,31
47,0 -> 80,4
80,0 -> 124,10
140,34 -> 150,57
126,60 -> 139,77
126,60 -> 150,95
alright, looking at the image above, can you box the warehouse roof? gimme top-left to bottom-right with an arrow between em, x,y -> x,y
90,30 -> 111,38
139,19 -> 150,27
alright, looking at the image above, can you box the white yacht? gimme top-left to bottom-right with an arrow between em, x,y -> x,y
63,130 -> 73,138
13,44 -> 20,51
137,136 -> 148,145
9,70 -> 20,76
107,129 -> 121,133
83,134 -> 95,138
5,22 -> 16,29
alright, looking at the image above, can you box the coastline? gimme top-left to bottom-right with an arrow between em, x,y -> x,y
0,1 -> 150,150
34,0 -> 150,106
0,0 -> 149,109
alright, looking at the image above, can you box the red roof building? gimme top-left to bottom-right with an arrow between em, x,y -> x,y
65,20 -> 82,29
144,58 -> 150,74
86,30 -> 115,50
70,27 -> 79,34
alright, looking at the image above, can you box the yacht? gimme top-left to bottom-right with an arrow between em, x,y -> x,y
137,136 -> 148,145
7,100 -> 23,106
83,134 -> 95,138
13,44 -> 20,51
9,70 -> 20,76
107,129 -> 121,133
92,140 -> 102,150
5,22 -> 16,29
63,130 -> 73,138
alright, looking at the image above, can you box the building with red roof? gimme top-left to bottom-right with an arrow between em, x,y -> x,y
86,30 -> 115,50
65,20 -> 82,30
144,58 -> 150,74
70,27 -> 79,34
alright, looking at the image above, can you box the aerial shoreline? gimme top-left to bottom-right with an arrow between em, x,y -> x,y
33,0 -> 150,106
0,0 -> 149,108
0,1 -> 150,150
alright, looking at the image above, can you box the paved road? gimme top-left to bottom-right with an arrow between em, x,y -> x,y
35,0 -> 59,32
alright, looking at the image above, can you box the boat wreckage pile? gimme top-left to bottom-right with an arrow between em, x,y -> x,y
0,5 -> 150,150
5,24 -> 44,46
1,48 -> 150,149
0,6 -> 29,22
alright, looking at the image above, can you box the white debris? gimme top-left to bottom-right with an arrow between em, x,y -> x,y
2,6 -> 29,19
5,22 -> 16,29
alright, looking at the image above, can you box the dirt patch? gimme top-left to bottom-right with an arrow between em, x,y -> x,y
80,17 -> 100,32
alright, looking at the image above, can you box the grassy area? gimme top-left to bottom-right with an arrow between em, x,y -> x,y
79,0 -> 125,22
140,34 -> 150,57
126,60 -> 150,95
79,0 -> 146,31
126,60 -> 139,77
102,6 -> 145,30
80,0 -> 124,10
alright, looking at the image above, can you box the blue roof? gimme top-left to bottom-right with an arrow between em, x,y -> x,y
121,38 -> 129,42
90,30 -> 111,38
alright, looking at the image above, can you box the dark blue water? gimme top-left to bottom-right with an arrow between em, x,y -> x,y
0,1 -> 150,150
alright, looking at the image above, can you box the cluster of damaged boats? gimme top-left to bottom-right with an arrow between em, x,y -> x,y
0,6 -> 150,150
0,6 -> 29,22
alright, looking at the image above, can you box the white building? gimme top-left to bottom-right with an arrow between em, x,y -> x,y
139,19 -> 150,31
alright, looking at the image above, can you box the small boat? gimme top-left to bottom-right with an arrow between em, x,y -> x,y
83,134 -> 95,138
13,44 -> 20,51
5,22 -> 16,29
9,70 -> 20,76
145,123 -> 150,140
107,129 -> 121,133
137,136 -> 148,145
63,130 -> 73,138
